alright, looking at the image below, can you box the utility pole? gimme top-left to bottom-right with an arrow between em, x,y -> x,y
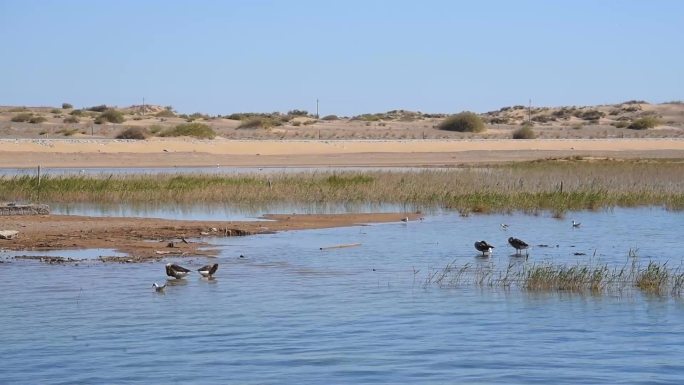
316,99 -> 319,119
142,97 -> 146,116
528,98 -> 532,123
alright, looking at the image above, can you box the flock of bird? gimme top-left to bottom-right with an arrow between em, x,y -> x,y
474,220 -> 580,257
152,263 -> 219,292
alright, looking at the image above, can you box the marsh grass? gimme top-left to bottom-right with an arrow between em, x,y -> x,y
1,160 -> 683,210
424,260 -> 684,297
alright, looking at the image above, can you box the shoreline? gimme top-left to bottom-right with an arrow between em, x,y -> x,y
1,138 -> 683,168
0,213 -> 423,261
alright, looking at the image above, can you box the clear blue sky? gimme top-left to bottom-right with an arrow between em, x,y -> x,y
1,0 -> 682,116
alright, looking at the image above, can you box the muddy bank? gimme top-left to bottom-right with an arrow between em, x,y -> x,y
0,213 -> 422,261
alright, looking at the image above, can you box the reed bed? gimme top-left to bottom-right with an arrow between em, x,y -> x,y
1,159 -> 683,212
424,259 -> 684,297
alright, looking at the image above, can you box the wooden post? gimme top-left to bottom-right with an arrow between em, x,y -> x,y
37,165 -> 41,186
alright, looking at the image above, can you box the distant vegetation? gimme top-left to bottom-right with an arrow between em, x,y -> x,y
94,109 -> 125,124
62,103 -> 73,109
160,123 -> 216,139
155,109 -> 176,118
87,105 -> 109,112
115,127 -> 148,140
512,124 -> 536,139
321,115 -> 339,121
11,113 -> 34,122
628,116 -> 661,130
28,116 -> 47,124
438,112 -> 485,133
63,116 -> 79,124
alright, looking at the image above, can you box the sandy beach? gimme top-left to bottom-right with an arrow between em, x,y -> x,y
1,138 -> 683,168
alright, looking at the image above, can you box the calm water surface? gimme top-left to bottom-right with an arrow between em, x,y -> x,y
1,208 -> 683,384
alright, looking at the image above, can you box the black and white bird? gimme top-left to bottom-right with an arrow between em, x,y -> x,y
197,263 -> 219,278
508,237 -> 529,255
500,223 -> 509,230
165,263 -> 191,279
572,220 -> 581,228
474,240 -> 495,256
152,282 -> 166,292
401,217 -> 409,223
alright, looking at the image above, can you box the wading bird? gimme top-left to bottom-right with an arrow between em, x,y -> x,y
198,263 -> 219,278
152,282 -> 166,292
165,263 -> 191,279
474,241 -> 495,256
508,237 -> 529,256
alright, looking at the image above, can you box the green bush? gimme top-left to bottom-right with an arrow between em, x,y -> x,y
438,112 -> 485,132
63,116 -> 79,124
116,127 -> 148,140
11,113 -> 33,122
160,123 -> 216,139
628,116 -> 660,130
95,109 -> 125,124
62,103 -> 73,109
29,116 -> 47,124
512,124 -> 536,139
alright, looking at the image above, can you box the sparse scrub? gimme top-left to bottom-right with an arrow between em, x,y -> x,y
237,117 -> 282,129
438,112 -> 485,133
28,115 -> 47,124
628,116 -> 661,130
155,109 -> 176,118
95,109 -> 125,124
50,108 -> 61,114
11,113 -> 34,122
63,116 -> 79,124
321,115 -> 339,121
512,124 -> 536,139
62,103 -> 73,109
160,122 -> 216,139
115,127 -> 148,140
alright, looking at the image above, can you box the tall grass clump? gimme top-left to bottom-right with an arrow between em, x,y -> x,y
438,112 -> 485,133
628,116 -> 661,130
160,123 -> 216,139
512,123 -> 536,139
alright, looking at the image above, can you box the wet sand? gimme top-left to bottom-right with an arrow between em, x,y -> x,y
0,213 -> 423,261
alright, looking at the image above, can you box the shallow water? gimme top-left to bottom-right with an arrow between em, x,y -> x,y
1,208 -> 684,384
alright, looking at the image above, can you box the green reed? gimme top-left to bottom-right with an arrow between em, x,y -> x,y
2,159 -> 683,212
424,260 -> 684,297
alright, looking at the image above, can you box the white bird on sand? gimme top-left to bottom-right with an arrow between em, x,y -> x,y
197,263 -> 219,278
152,282 -> 166,292
165,263 -> 191,279
572,220 -> 581,228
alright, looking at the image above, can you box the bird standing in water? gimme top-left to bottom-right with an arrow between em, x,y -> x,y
474,241 -> 495,256
508,237 -> 529,256
198,263 -> 219,278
